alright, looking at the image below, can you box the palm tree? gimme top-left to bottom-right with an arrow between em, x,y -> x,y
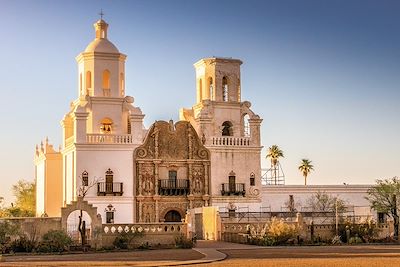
298,159 -> 314,185
266,145 -> 284,184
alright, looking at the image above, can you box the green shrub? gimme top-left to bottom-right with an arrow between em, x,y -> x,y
10,235 -> 36,252
349,236 -> 363,244
0,221 -> 20,253
337,218 -> 379,243
113,234 -> 129,249
138,242 -> 151,250
37,230 -> 72,253
175,234 -> 194,249
113,231 -> 143,250
0,221 -> 20,244
249,217 -> 299,246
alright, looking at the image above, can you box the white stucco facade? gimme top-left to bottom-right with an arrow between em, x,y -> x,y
35,19 -> 375,223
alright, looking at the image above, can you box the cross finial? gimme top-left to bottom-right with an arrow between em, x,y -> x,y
99,9 -> 104,20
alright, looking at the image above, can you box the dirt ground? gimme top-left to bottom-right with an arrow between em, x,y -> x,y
0,249 -> 203,266
2,243 -> 400,267
198,245 -> 400,267
195,257 -> 400,267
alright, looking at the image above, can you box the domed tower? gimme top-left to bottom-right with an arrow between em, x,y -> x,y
57,18 -> 145,224
76,19 -> 126,98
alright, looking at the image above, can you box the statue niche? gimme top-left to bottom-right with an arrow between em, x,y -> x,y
192,166 -> 204,194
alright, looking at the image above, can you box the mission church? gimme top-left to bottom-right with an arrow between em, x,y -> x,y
35,18 -> 373,226
34,18 -> 264,224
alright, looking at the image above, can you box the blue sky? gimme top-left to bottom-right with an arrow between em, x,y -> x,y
0,0 -> 399,203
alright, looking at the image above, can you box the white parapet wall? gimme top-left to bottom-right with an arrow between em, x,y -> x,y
261,184 -> 373,216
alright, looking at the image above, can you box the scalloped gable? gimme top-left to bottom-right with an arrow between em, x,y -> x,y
134,120 -> 209,160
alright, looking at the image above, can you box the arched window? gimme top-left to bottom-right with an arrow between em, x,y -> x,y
222,121 -> 233,136
85,71 -> 92,94
120,73 -> 124,96
79,73 -> 83,95
208,77 -> 213,100
164,210 -> 181,222
199,79 -> 203,101
243,114 -> 250,137
105,204 -> 116,224
103,70 -> 110,89
101,117 -> 113,134
250,172 -> 255,186
82,171 -> 89,186
222,76 -> 229,101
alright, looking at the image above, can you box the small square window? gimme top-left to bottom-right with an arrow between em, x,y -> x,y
250,172 -> 255,186
106,212 -> 114,223
228,209 -> 236,218
378,212 -> 386,223
82,171 -> 89,186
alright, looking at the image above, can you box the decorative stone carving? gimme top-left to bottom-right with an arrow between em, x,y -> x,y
134,120 -> 211,222
142,165 -> 154,195
142,202 -> 155,223
134,120 -> 209,161
193,201 -> 204,208
192,166 -> 203,194
248,186 -> 260,196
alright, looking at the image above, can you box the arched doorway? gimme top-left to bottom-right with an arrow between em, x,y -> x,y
67,210 -> 92,244
164,210 -> 182,222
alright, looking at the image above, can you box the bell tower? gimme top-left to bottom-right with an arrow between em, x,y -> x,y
194,58 -> 242,103
180,57 -> 263,212
76,18 -> 126,98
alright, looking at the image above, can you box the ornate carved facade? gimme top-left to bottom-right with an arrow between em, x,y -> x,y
134,120 -> 210,223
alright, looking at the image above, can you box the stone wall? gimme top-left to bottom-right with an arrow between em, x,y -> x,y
0,217 -> 61,239
220,218 -> 393,244
101,223 -> 186,247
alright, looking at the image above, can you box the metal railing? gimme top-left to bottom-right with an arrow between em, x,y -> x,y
158,179 -> 189,196
221,183 -> 245,196
97,182 -> 123,196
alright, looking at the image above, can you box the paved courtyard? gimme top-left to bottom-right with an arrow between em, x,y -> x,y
1,241 -> 400,266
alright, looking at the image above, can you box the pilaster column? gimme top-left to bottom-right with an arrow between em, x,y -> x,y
137,199 -> 143,223
138,162 -> 143,196
154,161 -> 161,195
188,162 -> 193,194
155,199 -> 159,222
203,162 -> 209,195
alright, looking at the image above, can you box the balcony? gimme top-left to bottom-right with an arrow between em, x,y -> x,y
221,183 -> 245,196
158,179 -> 189,196
211,136 -> 250,146
97,182 -> 123,196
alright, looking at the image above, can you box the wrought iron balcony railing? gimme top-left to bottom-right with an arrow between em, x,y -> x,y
221,183 -> 245,196
97,182 -> 123,196
158,179 -> 189,196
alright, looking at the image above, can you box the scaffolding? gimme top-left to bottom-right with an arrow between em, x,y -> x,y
261,161 -> 285,185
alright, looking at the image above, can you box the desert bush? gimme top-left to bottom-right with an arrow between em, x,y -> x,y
113,231 -> 143,249
337,218 -> 379,243
331,235 -> 342,245
113,234 -> 129,249
0,221 -> 20,253
174,234 -> 194,249
138,242 -> 151,250
10,235 -> 36,252
249,217 -> 299,246
349,236 -> 363,244
37,230 -> 72,253
0,221 -> 20,244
